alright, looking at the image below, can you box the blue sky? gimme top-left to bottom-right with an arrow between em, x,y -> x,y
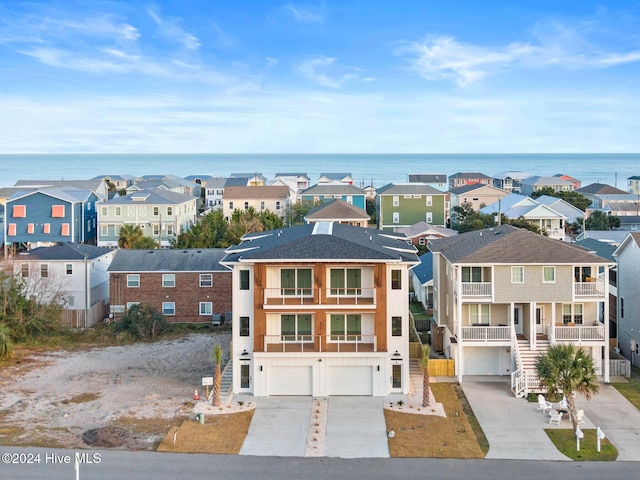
1,0 -> 639,153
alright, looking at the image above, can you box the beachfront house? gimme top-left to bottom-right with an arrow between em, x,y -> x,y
408,174 -> 448,192
492,171 -> 532,193
613,233 -> 640,367
317,173 -> 355,185
576,183 -> 630,209
448,172 -> 493,190
4,188 -> 99,252
14,243 -> 115,327
221,222 -> 419,396
108,248 -> 231,324
272,173 -> 310,204
519,176 -> 576,196
97,189 -> 197,248
429,225 -> 613,396
629,176 -> 640,195
222,185 -> 290,221
376,183 -> 447,231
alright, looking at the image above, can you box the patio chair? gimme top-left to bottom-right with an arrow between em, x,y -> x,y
549,410 -> 562,425
537,394 -> 553,414
575,409 -> 585,425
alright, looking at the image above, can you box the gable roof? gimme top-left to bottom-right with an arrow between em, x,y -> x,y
521,176 -> 575,187
9,188 -> 96,204
17,243 -> 113,261
394,221 -> 457,239
223,186 -> 290,199
576,183 -> 627,195
275,173 -> 310,179
301,184 -> 366,196
223,222 -> 419,264
108,248 -> 228,272
408,174 -> 447,183
449,184 -> 506,195
613,232 -> 640,258
429,225 -> 612,265
305,199 -> 369,221
450,172 -> 491,180
105,188 -> 195,205
575,238 -> 617,262
376,183 -> 445,195
14,179 -> 105,191
411,252 -> 434,285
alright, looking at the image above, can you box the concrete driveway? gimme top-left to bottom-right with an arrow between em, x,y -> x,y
461,377 -> 640,461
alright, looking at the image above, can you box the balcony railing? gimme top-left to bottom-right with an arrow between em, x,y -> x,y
574,280 -> 605,296
461,282 -> 492,297
262,334 -> 377,353
461,325 -> 511,342
263,287 -> 376,306
554,324 -> 605,342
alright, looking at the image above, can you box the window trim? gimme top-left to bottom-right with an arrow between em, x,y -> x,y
391,269 -> 402,290
511,266 -> 524,284
542,266 -> 556,283
200,273 -> 213,287
127,274 -> 140,288
162,274 -> 175,288
162,302 -> 176,316
199,302 -> 213,316
239,316 -> 250,337
239,270 -> 250,290
391,316 -> 402,336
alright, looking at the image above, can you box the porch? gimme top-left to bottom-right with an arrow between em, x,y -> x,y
262,334 -> 378,353
262,287 -> 376,307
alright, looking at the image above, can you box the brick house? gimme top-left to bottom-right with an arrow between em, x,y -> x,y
108,248 -> 231,323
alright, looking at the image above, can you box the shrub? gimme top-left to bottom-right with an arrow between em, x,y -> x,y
114,304 -> 168,341
0,324 -> 14,360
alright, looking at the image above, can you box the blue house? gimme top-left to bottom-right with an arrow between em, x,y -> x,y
4,188 -> 99,251
299,184 -> 367,210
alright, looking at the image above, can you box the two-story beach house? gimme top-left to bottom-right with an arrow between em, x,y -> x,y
299,184 -> 367,210
429,225 -> 614,397
613,233 -> 640,367
376,183 -> 447,230
221,222 -> 419,397
222,186 -> 290,221
97,189 -> 197,248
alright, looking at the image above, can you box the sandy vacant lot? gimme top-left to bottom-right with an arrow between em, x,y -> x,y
0,333 -> 231,450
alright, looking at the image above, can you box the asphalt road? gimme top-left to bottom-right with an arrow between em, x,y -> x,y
1,447 -> 639,480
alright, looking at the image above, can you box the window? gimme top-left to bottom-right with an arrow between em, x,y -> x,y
562,304 -> 584,325
101,225 -> 108,236
43,223 -> 50,234
87,202 -> 92,211
12,205 -> 26,217
153,206 -> 159,216
200,274 -> 213,287
426,195 -> 433,206
393,196 -> 399,206
239,270 -> 250,290
51,205 -> 65,217
239,316 -> 250,336
511,266 -> 524,283
162,274 -> 175,287
21,264 -> 29,278
101,206 -> 108,216
419,237 -> 426,246
276,201 -> 281,210
469,304 -> 490,325
40,264 -> 48,278
280,268 -> 312,295
67,296 -> 75,307
391,269 -> 402,290
621,298 -> 624,319
330,268 -> 361,295
244,201 -> 249,209
260,201 -> 265,210
7,223 -> 16,236
115,206 -> 121,216
166,224 -> 175,235
87,220 -> 91,231
426,212 -> 433,223
27,223 -> 34,234
392,364 -> 402,389
330,314 -> 361,340
392,316 -> 402,336
462,266 -> 483,282
127,302 -> 140,310
393,212 -> 400,223
127,274 -> 140,288
61,223 -> 70,236
199,302 -> 212,315
167,206 -> 173,216
153,224 -> 159,236
229,201 -> 234,210
543,266 -> 555,283
280,314 -> 312,340
65,264 -> 73,275
240,364 -> 250,388
162,302 -> 175,316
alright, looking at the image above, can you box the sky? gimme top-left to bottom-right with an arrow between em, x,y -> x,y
1,0 -> 640,154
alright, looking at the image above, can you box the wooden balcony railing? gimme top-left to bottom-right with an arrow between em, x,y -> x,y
262,334 -> 377,353
262,288 -> 376,306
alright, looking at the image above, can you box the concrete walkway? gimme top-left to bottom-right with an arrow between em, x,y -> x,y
461,377 -> 640,461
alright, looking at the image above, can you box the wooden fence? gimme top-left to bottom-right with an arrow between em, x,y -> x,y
60,301 -> 107,328
610,359 -> 631,378
428,359 -> 455,377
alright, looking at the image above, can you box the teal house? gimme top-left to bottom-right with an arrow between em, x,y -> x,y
299,184 -> 367,210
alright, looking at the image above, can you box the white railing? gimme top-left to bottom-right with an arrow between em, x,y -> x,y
461,282 -> 492,296
574,280 -> 605,296
461,325 -> 510,342
511,369 -> 542,398
554,325 -> 605,342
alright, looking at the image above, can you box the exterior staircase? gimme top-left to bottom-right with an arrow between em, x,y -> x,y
208,359 -> 234,404
409,358 -> 423,396
512,336 -> 549,397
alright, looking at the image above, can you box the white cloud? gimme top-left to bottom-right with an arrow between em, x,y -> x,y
282,2 -> 325,24
147,7 -> 201,50
296,56 -> 357,88
265,57 -> 279,68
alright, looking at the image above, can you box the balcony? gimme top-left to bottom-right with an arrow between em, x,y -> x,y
461,325 -> 511,342
461,282 -> 492,297
553,324 -> 605,343
574,279 -> 605,297
263,287 -> 376,308
262,334 -> 377,353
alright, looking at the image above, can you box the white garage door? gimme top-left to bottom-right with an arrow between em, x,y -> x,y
463,348 -> 502,375
328,366 -> 373,395
268,366 -> 312,395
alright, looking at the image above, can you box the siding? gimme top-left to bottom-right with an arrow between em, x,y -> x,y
493,265 -> 574,303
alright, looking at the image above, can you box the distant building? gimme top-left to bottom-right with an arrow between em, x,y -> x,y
376,183 -> 447,230
394,221 -> 457,247
222,185 -> 290,220
613,233 -> 640,367
628,176 -> 640,195
304,199 -> 370,227
317,173 -> 355,185
448,172 -> 492,190
492,171 -> 532,193
519,176 -> 575,196
408,174 -> 448,192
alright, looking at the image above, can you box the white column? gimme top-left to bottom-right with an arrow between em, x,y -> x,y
531,302 -> 536,350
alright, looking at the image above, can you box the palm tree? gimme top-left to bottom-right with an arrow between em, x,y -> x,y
536,344 -> 599,433
211,344 -> 223,407
421,344 -> 431,407
118,224 -> 145,248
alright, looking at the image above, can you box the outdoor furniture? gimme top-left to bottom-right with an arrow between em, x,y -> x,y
575,409 -> 585,425
212,313 -> 222,327
549,410 -> 562,425
537,394 -> 553,414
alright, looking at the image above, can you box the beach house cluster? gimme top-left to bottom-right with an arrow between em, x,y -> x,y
1,169 -> 639,397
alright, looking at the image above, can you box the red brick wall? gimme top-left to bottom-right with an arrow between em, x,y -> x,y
110,271 -> 232,323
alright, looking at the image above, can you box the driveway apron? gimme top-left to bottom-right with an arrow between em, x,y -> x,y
325,397 -> 390,458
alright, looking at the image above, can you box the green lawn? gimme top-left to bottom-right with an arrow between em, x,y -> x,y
611,366 -> 640,410
545,429 -> 617,461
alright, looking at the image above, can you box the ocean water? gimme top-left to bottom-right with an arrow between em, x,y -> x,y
0,153 -> 637,190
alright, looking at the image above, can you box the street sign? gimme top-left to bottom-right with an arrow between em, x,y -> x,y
202,377 -> 214,386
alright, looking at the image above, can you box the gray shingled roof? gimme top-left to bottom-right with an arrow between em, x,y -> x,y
223,222 -> 418,264
18,243 -> 112,261
104,188 -> 194,205
305,199 -> 369,221
575,239 -> 617,262
576,183 -> 628,195
376,183 -> 445,195
301,184 -> 365,195
449,183 -> 496,195
108,248 -> 228,272
429,225 -> 613,264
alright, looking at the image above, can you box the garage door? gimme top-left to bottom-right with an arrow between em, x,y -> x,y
463,348 -> 502,375
328,366 -> 373,395
268,366 -> 312,395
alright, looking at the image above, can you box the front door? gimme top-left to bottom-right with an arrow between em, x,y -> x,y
513,306 -> 523,335
536,307 -> 545,335
392,364 -> 402,390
